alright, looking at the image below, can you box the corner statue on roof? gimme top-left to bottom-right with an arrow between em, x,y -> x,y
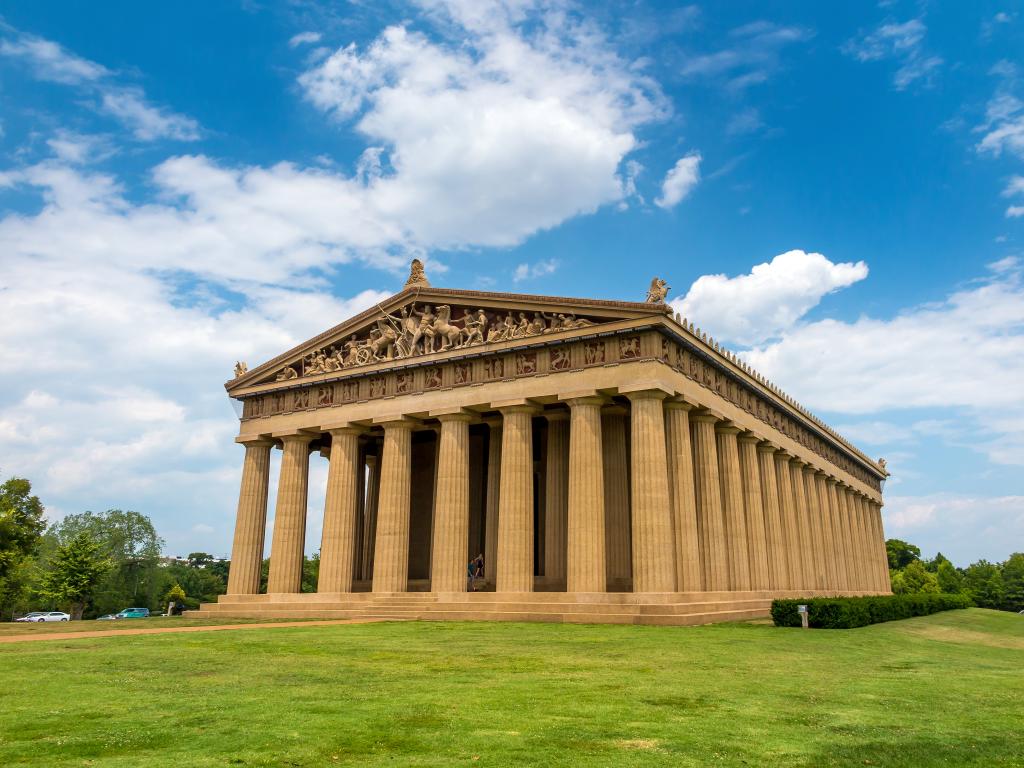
197,259 -> 890,625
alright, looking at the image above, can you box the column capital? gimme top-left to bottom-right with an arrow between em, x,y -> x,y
565,395 -> 606,409
737,431 -> 763,445
235,435 -> 275,447
756,440 -> 780,453
622,387 -> 670,401
825,476 -> 839,486
714,421 -> 743,436
325,425 -> 366,438
774,450 -> 794,461
664,398 -> 696,412
494,403 -> 541,416
789,456 -> 807,468
691,408 -> 724,424
373,415 -> 419,429
543,409 -> 570,422
272,430 -> 316,444
433,411 -> 474,424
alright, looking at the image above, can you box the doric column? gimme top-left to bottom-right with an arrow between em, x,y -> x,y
625,390 -> 675,592
716,423 -> 751,591
665,402 -> 701,591
691,411 -> 727,591
774,452 -> 804,591
853,493 -> 872,592
801,466 -> 826,591
566,397 -> 606,592
813,472 -> 838,592
601,408 -> 632,585
372,420 -> 415,593
318,427 -> 363,593
430,412 -> 472,593
226,438 -> 273,595
360,453 -> 380,581
496,405 -> 538,592
484,422 -> 501,585
862,496 -> 882,593
826,479 -> 849,591
871,501 -> 891,593
757,443 -> 788,590
789,458 -> 814,591
833,483 -> 856,592
267,433 -> 314,594
543,412 -> 569,584
738,435 -> 770,590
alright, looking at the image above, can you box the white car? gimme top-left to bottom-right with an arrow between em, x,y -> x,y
16,611 -> 70,622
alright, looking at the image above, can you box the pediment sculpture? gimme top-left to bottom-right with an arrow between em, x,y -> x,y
274,304 -> 598,381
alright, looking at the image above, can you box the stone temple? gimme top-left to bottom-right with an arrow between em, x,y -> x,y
191,260 -> 890,625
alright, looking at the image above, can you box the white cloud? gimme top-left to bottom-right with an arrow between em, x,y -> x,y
45,131 -> 113,164
512,259 -> 558,282
0,26 -> 200,142
655,152 -> 701,209
289,31 -> 323,48
679,20 -> 812,91
742,261 -> 1024,466
884,494 -> 1024,564
1004,175 -> 1024,196
1008,205 -> 1024,218
0,32 -> 108,84
843,18 -> 942,90
976,89 -> 1024,160
297,5 -> 667,247
99,89 -> 201,141
671,249 -> 868,345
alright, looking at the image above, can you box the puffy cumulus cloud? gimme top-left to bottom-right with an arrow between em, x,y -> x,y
655,153 -> 701,209
742,261 -> 1024,466
842,18 -> 942,90
883,494 -> 1024,564
672,250 -> 868,345
298,1 -> 667,247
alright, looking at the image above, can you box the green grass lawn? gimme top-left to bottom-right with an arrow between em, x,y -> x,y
0,616 -> 331,637
0,608 -> 1021,767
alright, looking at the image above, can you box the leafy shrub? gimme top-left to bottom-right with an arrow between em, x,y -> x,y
771,593 -> 972,629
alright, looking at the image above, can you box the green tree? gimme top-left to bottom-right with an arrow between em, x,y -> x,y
964,560 -> 1004,609
187,552 -> 214,568
49,509 -> 164,614
40,533 -> 112,620
936,560 -> 964,594
898,561 -> 939,594
0,477 -> 47,619
886,539 -> 921,570
1000,553 -> 1024,612
925,552 -> 952,573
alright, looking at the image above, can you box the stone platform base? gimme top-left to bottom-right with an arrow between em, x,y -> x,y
186,589 -> 875,627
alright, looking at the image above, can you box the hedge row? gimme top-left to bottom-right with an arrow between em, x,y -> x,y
771,593 -> 972,629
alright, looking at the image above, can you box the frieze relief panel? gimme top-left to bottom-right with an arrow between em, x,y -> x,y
268,302 -> 601,383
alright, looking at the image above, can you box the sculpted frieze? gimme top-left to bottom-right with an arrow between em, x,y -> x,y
273,303 -> 599,382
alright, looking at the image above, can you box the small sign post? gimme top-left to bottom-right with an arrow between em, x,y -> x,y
798,604 -> 809,629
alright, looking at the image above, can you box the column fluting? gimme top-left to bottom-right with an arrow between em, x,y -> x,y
738,435 -> 770,590
774,452 -> 804,590
626,390 -> 676,592
496,406 -> 537,592
227,439 -> 273,595
430,413 -> 472,593
692,411 -> 727,591
757,443 -> 789,590
267,433 -> 314,594
360,452 -> 380,581
789,458 -> 815,591
318,428 -> 363,593
832,482 -> 855,592
543,413 -> 569,584
665,402 -> 701,591
601,408 -> 632,585
484,423 -> 501,585
716,424 -> 751,591
813,472 -> 838,592
825,479 -> 849,591
372,420 -> 414,593
566,397 -> 606,592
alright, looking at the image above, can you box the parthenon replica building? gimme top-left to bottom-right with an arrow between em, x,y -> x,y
194,261 -> 890,625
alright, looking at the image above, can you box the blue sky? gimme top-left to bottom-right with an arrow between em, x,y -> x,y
1,1 -> 1022,564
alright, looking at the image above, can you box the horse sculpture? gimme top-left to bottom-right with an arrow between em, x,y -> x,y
432,305 -> 464,351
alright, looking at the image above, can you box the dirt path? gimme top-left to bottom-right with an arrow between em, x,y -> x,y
0,618 -> 396,644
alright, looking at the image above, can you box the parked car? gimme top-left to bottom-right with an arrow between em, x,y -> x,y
96,614 -> 118,621
19,611 -> 70,622
114,608 -> 150,619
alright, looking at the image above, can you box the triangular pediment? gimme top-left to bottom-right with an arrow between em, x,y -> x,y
228,286 -> 670,392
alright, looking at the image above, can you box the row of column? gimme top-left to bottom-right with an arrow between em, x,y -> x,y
226,391 -> 889,596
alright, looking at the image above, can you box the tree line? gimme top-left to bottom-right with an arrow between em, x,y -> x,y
886,538 -> 1024,613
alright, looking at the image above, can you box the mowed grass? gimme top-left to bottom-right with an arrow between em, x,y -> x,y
0,609 -> 1021,767
0,616 -> 331,637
